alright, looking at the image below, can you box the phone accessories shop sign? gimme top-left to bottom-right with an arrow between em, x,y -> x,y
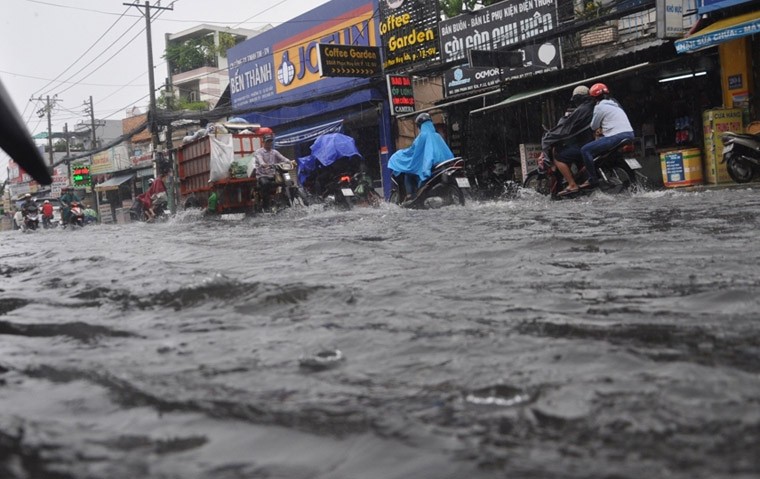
438,0 -> 561,78
386,75 -> 415,115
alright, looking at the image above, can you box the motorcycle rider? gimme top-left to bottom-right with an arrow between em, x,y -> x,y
59,186 -> 81,226
41,199 -> 55,227
540,85 -> 595,196
388,112 -> 454,201
20,194 -> 37,228
251,132 -> 292,211
579,83 -> 634,188
21,193 -> 36,214
146,174 -> 168,219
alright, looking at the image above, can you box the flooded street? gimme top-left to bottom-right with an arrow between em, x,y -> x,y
1,187 -> 759,479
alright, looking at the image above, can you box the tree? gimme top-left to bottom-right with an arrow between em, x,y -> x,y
164,35 -> 216,73
439,0 -> 504,20
53,139 -> 68,152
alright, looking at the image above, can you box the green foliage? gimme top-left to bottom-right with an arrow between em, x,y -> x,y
164,35 -> 216,73
157,90 -> 208,112
438,0 -> 503,20
53,139 -> 68,152
181,100 -> 210,111
216,32 -> 237,58
575,1 -> 604,18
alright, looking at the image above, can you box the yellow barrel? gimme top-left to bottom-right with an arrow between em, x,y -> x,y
660,148 -> 703,187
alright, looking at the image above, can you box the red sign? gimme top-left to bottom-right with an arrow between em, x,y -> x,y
386,74 -> 415,116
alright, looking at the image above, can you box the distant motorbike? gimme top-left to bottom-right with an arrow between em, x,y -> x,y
721,131 -> 760,183
129,193 -> 167,222
389,157 -> 470,208
69,202 -> 85,227
23,205 -> 40,231
523,138 -> 649,199
41,213 -> 54,229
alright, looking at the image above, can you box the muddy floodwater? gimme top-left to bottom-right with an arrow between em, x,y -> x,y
1,187 -> 759,479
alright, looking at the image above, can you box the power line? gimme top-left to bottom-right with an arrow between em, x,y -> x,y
1,69 -> 147,87
33,6 -> 133,98
46,16 -> 144,97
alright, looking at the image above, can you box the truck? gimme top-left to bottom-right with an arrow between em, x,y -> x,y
176,129 -> 267,214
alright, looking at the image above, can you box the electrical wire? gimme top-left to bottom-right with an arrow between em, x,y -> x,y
34,6 -> 133,98
46,16 -> 144,97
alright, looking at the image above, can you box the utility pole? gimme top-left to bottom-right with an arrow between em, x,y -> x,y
124,1 -> 174,153
63,123 -> 72,179
32,95 -> 61,167
83,96 -> 97,150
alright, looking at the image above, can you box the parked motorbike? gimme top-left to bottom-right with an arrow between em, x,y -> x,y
721,131 -> 760,183
389,157 -> 470,208
522,138 -> 649,199
23,205 -> 40,231
69,202 -> 85,227
465,153 -> 519,200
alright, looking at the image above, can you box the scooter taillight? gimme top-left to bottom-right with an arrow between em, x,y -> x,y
621,143 -> 635,153
340,175 -> 351,183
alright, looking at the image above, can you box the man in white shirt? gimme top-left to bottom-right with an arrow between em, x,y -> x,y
252,133 -> 292,211
579,83 -> 634,188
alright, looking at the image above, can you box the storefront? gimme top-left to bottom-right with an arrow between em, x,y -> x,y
226,0 -> 395,196
673,0 -> 759,184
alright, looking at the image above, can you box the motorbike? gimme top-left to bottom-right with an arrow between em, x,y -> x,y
129,193 -> 168,222
389,157 -> 470,208
69,203 -> 85,227
721,131 -> 760,183
318,167 -> 382,209
465,153 -> 519,200
23,205 -> 40,231
522,138 -> 649,199
253,162 -> 309,212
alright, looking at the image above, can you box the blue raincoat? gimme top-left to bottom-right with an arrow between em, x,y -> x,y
388,121 -> 454,186
297,133 -> 363,185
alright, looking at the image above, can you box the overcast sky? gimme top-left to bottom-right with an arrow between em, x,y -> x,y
0,0 -> 330,179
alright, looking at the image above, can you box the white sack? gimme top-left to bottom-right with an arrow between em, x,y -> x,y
209,134 -> 234,182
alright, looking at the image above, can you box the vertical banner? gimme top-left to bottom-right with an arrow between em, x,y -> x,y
379,0 -> 441,72
386,74 -> 416,115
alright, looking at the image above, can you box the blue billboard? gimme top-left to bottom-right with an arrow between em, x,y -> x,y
227,0 -> 380,111
697,0 -> 755,14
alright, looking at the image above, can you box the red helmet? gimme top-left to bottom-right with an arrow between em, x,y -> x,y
589,83 -> 609,97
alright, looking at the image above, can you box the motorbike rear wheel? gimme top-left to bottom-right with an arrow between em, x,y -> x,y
597,166 -> 632,194
522,170 -> 551,196
422,183 -> 465,208
726,155 -> 755,183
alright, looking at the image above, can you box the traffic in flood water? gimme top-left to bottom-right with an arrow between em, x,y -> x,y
1,186 -> 759,479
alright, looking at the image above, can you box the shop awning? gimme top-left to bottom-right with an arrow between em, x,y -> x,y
675,10 -> 760,54
470,62 -> 651,116
94,173 -> 134,191
274,119 -> 344,147
396,88 -> 502,119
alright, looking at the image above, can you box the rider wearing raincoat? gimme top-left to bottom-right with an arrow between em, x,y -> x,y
388,113 -> 454,200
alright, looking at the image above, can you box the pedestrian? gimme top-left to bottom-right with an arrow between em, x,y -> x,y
206,190 -> 218,215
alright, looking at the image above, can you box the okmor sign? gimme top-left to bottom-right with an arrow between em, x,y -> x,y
439,0 -> 561,78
